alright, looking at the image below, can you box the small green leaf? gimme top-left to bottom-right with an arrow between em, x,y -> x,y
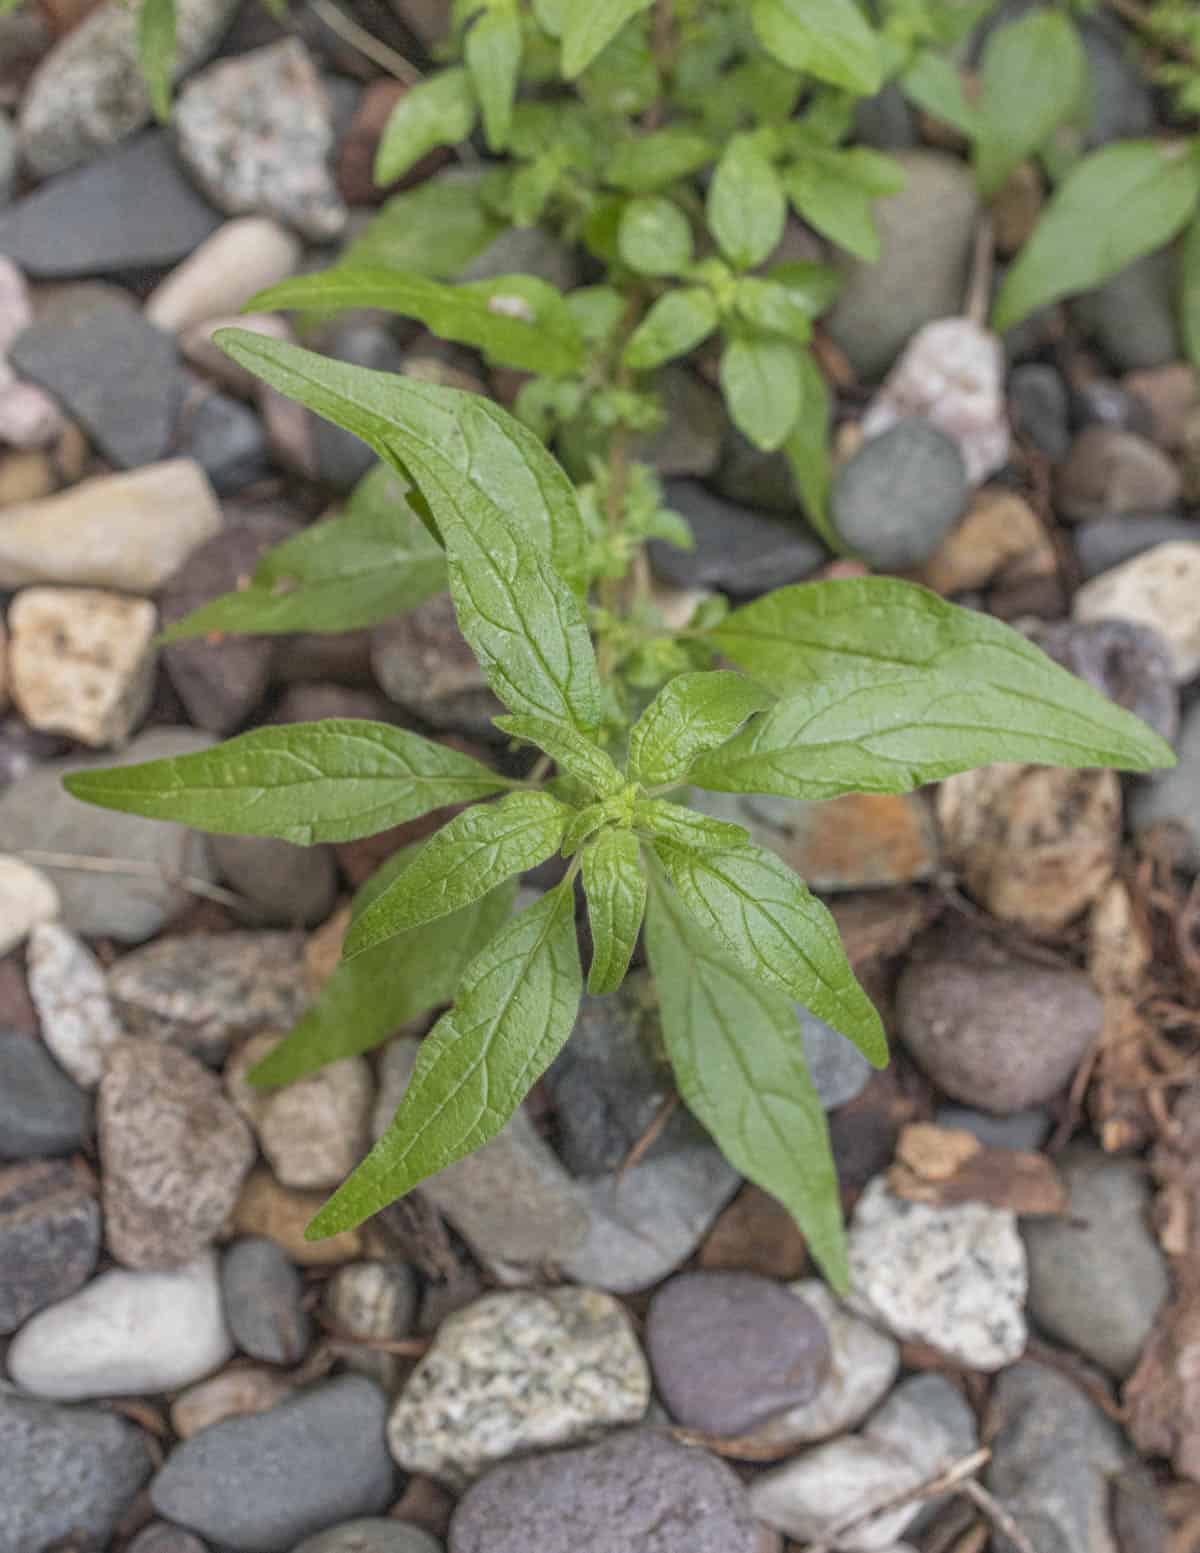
307,881 -> 581,1238
623,288 -> 720,371
250,861 -> 517,1088
1181,213 -> 1200,375
901,50 -> 986,140
766,259 -> 844,318
647,813 -> 888,1066
734,278 -> 814,344
562,801 -> 609,855
561,0 -> 654,78
719,334 -> 804,452
628,671 -> 772,789
644,861 -> 848,1289
160,464 -> 446,640
137,0 -> 176,123
606,128 -> 715,193
62,722 -> 512,845
708,576 -> 1177,773
583,828 -> 646,994
785,158 -> 880,263
750,0 -> 882,95
494,714 -> 624,796
341,175 -> 502,277
465,1 -> 522,152
248,270 -> 585,378
345,791 -> 569,957
992,140 -> 1200,332
618,196 -> 694,277
708,134 -> 787,271
784,352 -> 843,554
973,11 -> 1087,196
374,67 -> 478,186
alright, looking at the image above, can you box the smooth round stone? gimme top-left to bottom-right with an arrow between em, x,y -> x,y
649,480 -> 825,597
210,833 -> 338,927
221,1238 -> 312,1365
1071,249 -> 1179,372
1008,363 -> 1071,461
1056,425 -> 1181,521
831,420 -> 968,570
450,1428 -> 762,1553
129,1524 -> 211,1553
294,1521 -> 441,1553
0,1028 -> 91,1158
0,1158 -> 101,1333
1075,515 -> 1200,579
182,390 -> 273,495
799,1009 -> 871,1110
646,1271 -> 831,1437
1133,700 -> 1200,871
371,593 -> 502,741
1025,616 -> 1178,742
0,856 -> 58,956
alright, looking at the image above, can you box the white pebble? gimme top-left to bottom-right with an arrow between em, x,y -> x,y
27,921 -> 124,1089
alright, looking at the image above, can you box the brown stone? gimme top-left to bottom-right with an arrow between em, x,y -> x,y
887,1122 -> 1068,1215
826,890 -> 935,972
232,1167 -> 364,1265
1123,363 -> 1199,451
699,1185 -> 809,1280
775,792 -> 940,892
1056,425 -> 1182,522
915,486 -> 1056,596
990,159 -> 1043,255
170,1363 -> 295,1439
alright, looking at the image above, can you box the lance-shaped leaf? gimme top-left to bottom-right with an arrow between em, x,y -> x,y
750,0 -> 882,95
644,861 -> 848,1289
250,855 -> 517,1088
161,465 -> 446,640
306,881 -> 581,1238
345,790 -> 568,957
561,0 -> 654,78
340,174 -> 501,277
707,577 -> 1176,773
623,289 -> 719,372
627,671 -> 772,789
972,10 -> 1087,196
494,715 -> 624,796
784,352 -> 843,554
582,828 -> 645,994
63,722 -> 513,846
247,271 -> 586,378
374,66 -> 477,185
646,808 -> 887,1066
466,0 -> 522,152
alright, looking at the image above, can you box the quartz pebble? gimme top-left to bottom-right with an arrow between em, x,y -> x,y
0,854 -> 58,954
1074,542 -> 1200,682
146,218 -> 302,333
27,921 -> 123,1089
0,1157 -> 101,1332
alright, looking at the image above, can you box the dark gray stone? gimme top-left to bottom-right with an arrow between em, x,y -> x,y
649,480 -> 825,597
10,293 -> 183,469
799,1008 -> 871,1111
1071,250 -> 1180,373
210,833 -> 338,928
450,1428 -> 761,1553
1008,363 -> 1071,462
0,1159 -> 101,1333
854,82 -> 918,150
935,1105 -> 1051,1151
0,1029 -> 91,1159
1078,15 -> 1156,148
646,1271 -> 831,1437
182,391 -> 273,495
1071,377 -> 1155,438
0,133 -> 222,279
1024,617 -> 1179,742
1075,516 -> 1200,580
370,591 -> 503,741
831,420 -> 968,569
1132,700 -> 1200,870
151,1375 -> 395,1552
221,1237 -> 312,1365
711,429 -> 797,513
294,1524 -> 441,1553
313,319 -> 409,491
0,1387 -> 152,1553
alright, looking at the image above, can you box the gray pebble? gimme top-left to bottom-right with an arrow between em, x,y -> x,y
183,391 -> 273,495
1024,616 -> 1179,742
799,1008 -> 871,1110
831,420 -> 968,569
371,593 -> 502,742
1071,249 -> 1179,372
0,1158 -> 100,1333
1132,700 -> 1200,870
649,480 -> 825,597
0,1029 -> 91,1159
1008,363 -> 1071,461
294,1524 -> 441,1553
935,1105 -> 1051,1152
211,833 -> 338,928
1075,516 -> 1200,580
221,1238 -> 312,1365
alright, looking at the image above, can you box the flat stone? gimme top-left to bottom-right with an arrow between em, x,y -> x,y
233,1166 -> 364,1266
917,485 -> 1055,597
26,922 -> 123,1089
211,832 -> 339,927
99,1038 -> 256,1268
698,1185 -> 810,1280
108,930 -> 308,1064
1056,425 -> 1182,522
221,1237 -> 312,1364
388,1289 -> 650,1488
181,389 -> 273,495
0,855 -> 58,954
0,460 -> 222,593
1024,1145 -> 1169,1379
935,1105 -> 1051,1152
649,480 -> 825,596
175,40 -> 347,241
1124,362 -> 1199,450
0,1389 -> 151,1553
151,1375 -> 395,1553
146,218 -> 302,333
8,587 -> 157,746
0,1029 -> 91,1158
10,292 -> 183,469
296,1525 -> 442,1553
7,1253 -> 233,1400
832,419 -> 968,570
1071,248 -> 1180,372
324,1260 -> 419,1389
0,729 -> 218,942
371,592 -> 502,739
1074,542 -> 1200,682
0,1158 -> 100,1332
129,1524 -> 210,1553
170,1364 -> 295,1439
449,1428 -> 761,1553
1132,699 -> 1200,870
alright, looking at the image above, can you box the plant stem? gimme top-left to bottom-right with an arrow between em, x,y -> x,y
306,0 -> 425,84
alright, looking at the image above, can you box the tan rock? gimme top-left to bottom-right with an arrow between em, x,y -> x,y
145,219 -> 301,334
1056,425 -> 1182,522
0,856 -> 60,955
1074,542 -> 1200,681
8,586 -> 156,746
916,486 -> 1055,596
304,902 -> 351,998
171,1363 -> 295,1438
990,159 -> 1043,255
232,1167 -> 363,1265
888,1122 -> 1068,1215
1123,363 -> 1199,451
0,450 -> 54,507
758,792 -> 941,892
179,311 -> 292,396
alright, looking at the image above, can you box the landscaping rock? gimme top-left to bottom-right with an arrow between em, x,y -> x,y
0,1390 -> 151,1553
152,1375 -> 395,1552
800,1009 -> 873,1110
221,1237 -> 312,1364
1008,361 -> 1071,461
0,1158 -> 100,1332
296,1525 -> 442,1553
182,389 -> 273,495
0,460 -> 222,593
1074,542 -> 1200,682
0,112 -> 14,206
388,1289 -> 650,1488
0,1028 -> 91,1158
1056,425 -> 1182,521
831,419 -> 968,570
917,485 -> 1056,597
935,1105 -> 1051,1152
98,1038 -> 256,1267
649,480 -> 825,596
210,832 -> 339,926
26,922 -> 123,1088
311,318 -> 409,490
1025,616 -> 1179,742
371,592 -> 503,739
128,1526 -> 210,1553
1024,1145 -> 1169,1379
323,1260 -> 419,1389
171,1365 -> 294,1439
847,1175 -> 1027,1369
0,855 -> 58,954
1132,699 -> 1200,869
233,1167 -> 364,1266
699,1186 -> 810,1280
146,217 -> 302,333
7,1253 -> 232,1399
1071,249 -> 1179,372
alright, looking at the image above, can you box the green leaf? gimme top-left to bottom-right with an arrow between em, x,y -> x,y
708,134 -> 787,271
248,270 -> 585,378
993,140 -> 1200,332
719,335 -> 804,452
561,0 -> 654,78
375,67 -> 478,186
250,861 -> 517,1088
494,714 -> 624,796
766,259 -> 844,316
583,828 -> 646,994
341,175 -> 502,277
644,861 -> 848,1289
900,50 -> 985,139
465,1 -> 522,152
307,881 -> 581,1238
646,812 -> 888,1066
606,128 -> 715,193
161,465 -> 446,640
734,278 -> 814,344
708,577 -> 1176,772
750,0 -> 881,95
785,158 -> 880,263
784,352 -> 843,553
1182,213 -> 1200,375
623,288 -> 719,371
345,791 -> 569,956
63,722 -> 513,846
618,196 -> 694,277
973,10 -> 1087,196
137,0 -> 176,123
628,671 -> 772,789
